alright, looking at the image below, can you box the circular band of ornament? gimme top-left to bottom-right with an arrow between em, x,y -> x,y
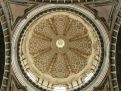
30,0 -> 83,3
12,4 -> 109,91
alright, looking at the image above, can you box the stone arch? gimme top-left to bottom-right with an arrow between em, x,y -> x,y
110,4 -> 121,91
0,4 -> 11,91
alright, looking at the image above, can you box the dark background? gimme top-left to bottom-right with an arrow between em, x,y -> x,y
116,27 -> 121,90
0,24 -> 5,87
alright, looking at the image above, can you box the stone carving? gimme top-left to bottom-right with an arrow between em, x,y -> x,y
20,11 -> 101,88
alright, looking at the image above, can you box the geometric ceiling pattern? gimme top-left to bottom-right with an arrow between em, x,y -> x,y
0,0 -> 121,91
11,5 -> 109,91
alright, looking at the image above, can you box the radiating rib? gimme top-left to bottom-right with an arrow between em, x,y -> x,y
62,53 -> 73,73
33,30 -> 52,42
30,47 -> 52,58
46,53 -> 58,72
69,33 -> 88,42
47,18 -> 58,35
63,19 -> 73,36
69,47 -> 90,59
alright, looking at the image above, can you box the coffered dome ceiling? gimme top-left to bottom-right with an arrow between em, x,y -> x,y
20,11 -> 101,87
12,5 -> 109,91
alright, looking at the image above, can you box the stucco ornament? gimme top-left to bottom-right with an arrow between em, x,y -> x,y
12,4 -> 109,91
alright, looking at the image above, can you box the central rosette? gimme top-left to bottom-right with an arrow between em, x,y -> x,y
22,11 -> 101,86
56,39 -> 65,48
